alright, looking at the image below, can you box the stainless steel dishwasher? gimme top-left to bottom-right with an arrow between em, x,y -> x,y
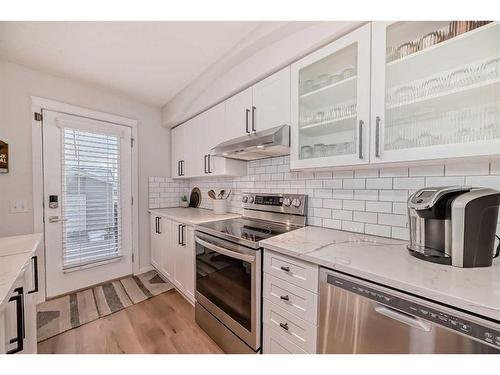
319,267 -> 500,354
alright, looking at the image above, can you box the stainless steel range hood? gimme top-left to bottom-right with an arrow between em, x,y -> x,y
211,125 -> 290,161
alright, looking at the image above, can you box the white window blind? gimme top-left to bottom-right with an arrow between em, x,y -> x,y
61,127 -> 122,270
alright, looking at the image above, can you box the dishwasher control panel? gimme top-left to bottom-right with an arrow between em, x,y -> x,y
326,274 -> 500,350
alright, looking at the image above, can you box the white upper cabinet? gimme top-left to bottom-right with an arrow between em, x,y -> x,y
290,24 -> 371,170
252,67 -> 291,132
171,122 -> 187,177
371,21 -> 500,163
171,102 -> 246,179
224,87 -> 253,139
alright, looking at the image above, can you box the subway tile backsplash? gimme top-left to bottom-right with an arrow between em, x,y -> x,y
149,156 -> 500,240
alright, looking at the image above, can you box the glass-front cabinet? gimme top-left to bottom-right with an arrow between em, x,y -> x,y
290,24 -> 371,169
371,21 -> 500,163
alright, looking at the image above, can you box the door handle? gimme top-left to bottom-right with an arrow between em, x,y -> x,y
374,305 -> 431,332
7,287 -> 24,354
251,106 -> 256,132
375,116 -> 381,158
280,266 -> 290,272
207,155 -> 211,173
279,322 -> 289,331
48,216 -> 67,223
28,256 -> 39,294
157,217 -> 162,234
358,120 -> 364,159
245,109 -> 250,133
181,160 -> 185,176
280,295 -> 290,301
178,224 -> 182,245
195,236 -> 255,263
178,160 -> 181,176
204,155 -> 208,174
181,224 -> 186,246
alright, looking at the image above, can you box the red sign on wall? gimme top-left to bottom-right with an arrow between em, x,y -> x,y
0,140 -> 8,173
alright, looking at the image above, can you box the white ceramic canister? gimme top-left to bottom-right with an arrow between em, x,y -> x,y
212,199 -> 227,214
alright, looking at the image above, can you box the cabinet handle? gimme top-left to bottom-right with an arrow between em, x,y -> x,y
251,106 -> 256,132
204,155 -> 208,174
155,217 -> 158,234
177,160 -> 181,176
358,120 -> 364,159
280,295 -> 290,301
157,217 -> 162,234
245,109 -> 250,133
375,116 -> 381,158
7,287 -> 24,354
279,322 -> 289,331
178,224 -> 182,245
181,224 -> 186,246
280,266 -> 290,272
28,256 -> 39,294
207,155 -> 212,173
181,160 -> 185,176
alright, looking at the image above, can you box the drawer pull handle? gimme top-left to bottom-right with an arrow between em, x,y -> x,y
280,266 -> 290,272
280,295 -> 290,301
279,322 -> 289,331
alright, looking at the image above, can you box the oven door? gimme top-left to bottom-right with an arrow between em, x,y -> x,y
194,231 -> 261,351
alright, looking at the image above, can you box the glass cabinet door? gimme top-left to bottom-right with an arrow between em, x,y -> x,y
290,24 -> 371,169
371,21 -> 500,163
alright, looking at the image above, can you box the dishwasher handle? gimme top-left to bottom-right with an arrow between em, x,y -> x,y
374,304 -> 431,332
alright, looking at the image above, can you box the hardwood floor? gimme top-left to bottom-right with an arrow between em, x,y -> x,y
38,289 -> 224,354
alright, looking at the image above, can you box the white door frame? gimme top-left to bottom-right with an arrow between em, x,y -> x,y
31,96 -> 139,301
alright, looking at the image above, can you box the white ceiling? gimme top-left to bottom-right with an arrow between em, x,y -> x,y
0,21 -> 266,106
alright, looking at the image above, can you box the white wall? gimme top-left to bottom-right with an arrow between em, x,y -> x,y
149,156 -> 500,243
161,21 -> 364,129
0,60 -> 169,270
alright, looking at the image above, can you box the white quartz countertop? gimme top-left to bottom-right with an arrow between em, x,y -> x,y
0,233 -> 42,309
148,207 -> 240,225
260,226 -> 500,321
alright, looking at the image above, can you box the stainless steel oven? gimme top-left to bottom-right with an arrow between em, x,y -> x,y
194,192 -> 307,354
195,231 -> 261,353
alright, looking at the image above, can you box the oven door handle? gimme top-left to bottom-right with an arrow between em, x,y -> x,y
195,237 -> 255,263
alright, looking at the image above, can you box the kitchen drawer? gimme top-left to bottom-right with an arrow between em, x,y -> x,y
264,273 -> 318,324
263,299 -> 317,354
264,250 -> 318,293
263,324 -> 307,354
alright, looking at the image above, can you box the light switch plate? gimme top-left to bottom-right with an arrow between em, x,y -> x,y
10,200 -> 28,213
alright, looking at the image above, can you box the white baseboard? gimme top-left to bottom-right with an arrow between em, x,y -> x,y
137,265 -> 154,275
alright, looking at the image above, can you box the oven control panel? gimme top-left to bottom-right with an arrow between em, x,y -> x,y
242,193 -> 307,216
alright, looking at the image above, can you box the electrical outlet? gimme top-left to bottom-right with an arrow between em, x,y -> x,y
10,200 -> 28,213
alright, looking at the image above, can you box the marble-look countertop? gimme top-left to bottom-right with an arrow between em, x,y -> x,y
148,207 -> 240,226
0,233 -> 43,310
260,226 -> 500,321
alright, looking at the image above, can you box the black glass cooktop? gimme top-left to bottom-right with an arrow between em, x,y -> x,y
196,218 -> 300,248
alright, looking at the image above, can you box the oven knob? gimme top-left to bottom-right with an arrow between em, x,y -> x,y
242,196 -> 248,203
291,198 -> 301,208
248,196 -> 254,203
283,198 -> 291,206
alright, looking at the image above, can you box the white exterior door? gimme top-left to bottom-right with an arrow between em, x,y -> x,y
42,110 -> 133,298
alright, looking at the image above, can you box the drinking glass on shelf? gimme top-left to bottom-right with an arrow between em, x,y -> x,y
304,80 -> 314,93
300,145 -> 313,159
313,144 -> 326,158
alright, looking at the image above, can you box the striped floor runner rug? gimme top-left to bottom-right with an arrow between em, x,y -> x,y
37,270 -> 173,342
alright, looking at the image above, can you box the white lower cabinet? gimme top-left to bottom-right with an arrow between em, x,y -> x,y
263,324 -> 307,354
262,250 -> 319,354
149,213 -> 195,304
0,262 -> 37,354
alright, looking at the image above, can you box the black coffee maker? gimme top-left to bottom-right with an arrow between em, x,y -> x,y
407,186 -> 500,268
